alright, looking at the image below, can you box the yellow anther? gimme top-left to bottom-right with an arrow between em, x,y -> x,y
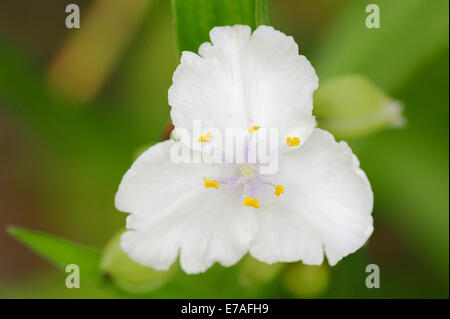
275,184 -> 284,196
204,179 -> 219,189
198,131 -> 212,143
286,137 -> 300,147
248,126 -> 261,134
243,196 -> 259,208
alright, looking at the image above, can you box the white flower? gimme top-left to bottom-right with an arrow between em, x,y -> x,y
115,25 -> 374,274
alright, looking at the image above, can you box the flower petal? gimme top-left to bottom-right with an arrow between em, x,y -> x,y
250,129 -> 373,266
115,140 -> 258,274
169,25 -> 318,150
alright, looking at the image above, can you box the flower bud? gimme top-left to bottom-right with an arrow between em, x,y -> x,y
100,229 -> 175,293
282,263 -> 329,298
314,75 -> 405,139
239,255 -> 285,286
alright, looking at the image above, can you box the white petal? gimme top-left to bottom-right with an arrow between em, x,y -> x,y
169,25 -> 318,149
250,129 -> 373,266
115,140 -> 258,274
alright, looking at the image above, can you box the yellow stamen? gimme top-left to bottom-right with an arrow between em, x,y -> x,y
286,137 -> 300,147
204,179 -> 219,189
248,126 -> 261,134
275,184 -> 284,196
198,131 -> 212,143
243,196 -> 259,208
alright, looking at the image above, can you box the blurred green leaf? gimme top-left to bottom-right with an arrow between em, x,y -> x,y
172,0 -> 270,54
7,226 -> 145,297
8,226 -> 102,284
7,226 -> 254,298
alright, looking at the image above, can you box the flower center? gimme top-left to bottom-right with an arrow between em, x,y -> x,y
199,126 -> 298,209
203,163 -> 283,210
240,165 -> 255,178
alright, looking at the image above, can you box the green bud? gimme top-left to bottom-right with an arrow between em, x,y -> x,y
314,75 -> 405,139
239,255 -> 285,286
100,229 -> 175,294
282,263 -> 329,298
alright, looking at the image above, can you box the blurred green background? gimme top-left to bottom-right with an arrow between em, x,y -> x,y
0,0 -> 448,298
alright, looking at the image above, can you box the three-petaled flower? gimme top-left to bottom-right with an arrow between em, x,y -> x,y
115,25 -> 374,274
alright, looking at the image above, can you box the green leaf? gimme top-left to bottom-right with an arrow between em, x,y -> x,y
172,0 -> 270,54
8,226 -> 102,284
